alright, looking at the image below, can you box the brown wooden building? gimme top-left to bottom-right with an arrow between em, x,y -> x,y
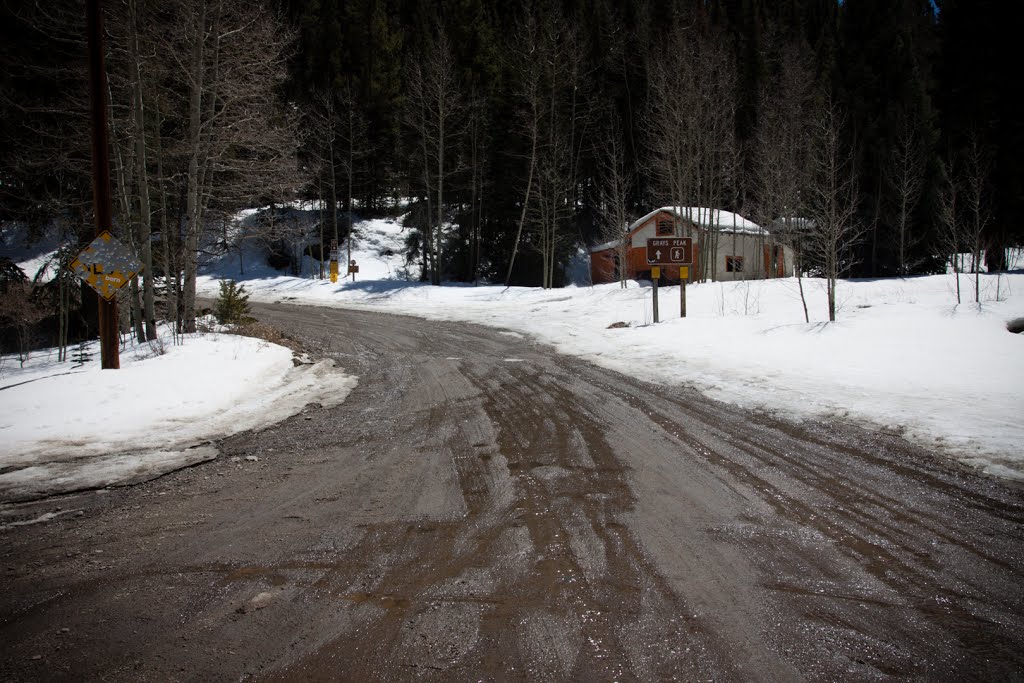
590,206 -> 792,284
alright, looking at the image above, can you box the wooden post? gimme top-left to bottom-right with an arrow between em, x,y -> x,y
87,0 -> 119,369
652,266 -> 660,323
680,265 -> 688,318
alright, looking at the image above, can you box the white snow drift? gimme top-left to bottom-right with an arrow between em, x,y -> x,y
0,328 -> 355,502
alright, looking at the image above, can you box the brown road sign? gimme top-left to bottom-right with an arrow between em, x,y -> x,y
70,231 -> 142,301
646,238 -> 692,265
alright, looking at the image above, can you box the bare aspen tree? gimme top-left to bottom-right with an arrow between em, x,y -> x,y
504,15 -> 545,286
962,133 -> 993,304
159,0 -> 296,332
306,86 -> 367,278
937,155 -> 964,304
527,18 -> 584,289
338,86 -> 369,278
806,97 -> 863,322
466,87 -> 488,284
754,41 -> 813,321
131,0 -> 155,340
101,0 -> 158,340
597,110 -> 633,288
311,90 -> 340,251
889,117 -> 925,276
405,28 -> 463,286
150,91 -> 179,328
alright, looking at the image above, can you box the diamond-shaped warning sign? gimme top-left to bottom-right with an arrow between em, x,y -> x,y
70,231 -> 142,301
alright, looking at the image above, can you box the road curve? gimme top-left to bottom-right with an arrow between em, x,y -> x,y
1,302 -> 1022,681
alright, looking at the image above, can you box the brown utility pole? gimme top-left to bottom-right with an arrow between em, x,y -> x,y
87,0 -> 119,368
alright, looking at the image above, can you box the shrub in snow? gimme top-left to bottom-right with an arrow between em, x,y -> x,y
215,279 -> 251,325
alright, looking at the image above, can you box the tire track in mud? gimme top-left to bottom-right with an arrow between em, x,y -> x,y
257,304 -> 1024,681
269,338 -> 723,681
574,369 -> 1024,679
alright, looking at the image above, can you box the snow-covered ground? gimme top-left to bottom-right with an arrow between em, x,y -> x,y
196,217 -> 1024,482
0,325 -> 355,502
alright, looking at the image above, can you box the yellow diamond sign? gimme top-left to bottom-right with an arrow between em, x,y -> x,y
71,231 -> 143,301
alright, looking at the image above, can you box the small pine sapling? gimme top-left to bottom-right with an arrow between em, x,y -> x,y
215,279 -> 251,325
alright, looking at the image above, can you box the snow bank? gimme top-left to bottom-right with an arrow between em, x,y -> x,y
0,326 -> 356,501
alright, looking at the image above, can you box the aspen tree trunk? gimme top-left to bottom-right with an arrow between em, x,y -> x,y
328,132 -> 338,246
108,95 -> 145,343
154,102 -> 176,329
419,100 -> 434,283
318,185 -> 325,279
129,0 -> 156,340
434,82 -> 444,285
182,0 -> 207,333
505,132 -> 536,287
469,98 -> 479,283
347,111 -> 355,280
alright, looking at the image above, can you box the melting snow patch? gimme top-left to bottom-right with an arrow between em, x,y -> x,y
1,509 -> 77,528
0,327 -> 357,502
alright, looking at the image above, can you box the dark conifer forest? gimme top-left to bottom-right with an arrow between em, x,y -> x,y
1,0 -> 1021,332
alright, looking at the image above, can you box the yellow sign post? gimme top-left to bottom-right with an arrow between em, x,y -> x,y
329,239 -> 339,283
679,266 -> 689,318
651,266 -> 661,323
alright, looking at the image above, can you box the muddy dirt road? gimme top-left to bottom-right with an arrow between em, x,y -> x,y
2,302 -> 1023,681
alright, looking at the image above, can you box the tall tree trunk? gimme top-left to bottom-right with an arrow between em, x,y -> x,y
505,130 -> 537,287
129,0 -> 156,340
347,110 -> 355,280
154,101 -> 176,330
130,276 -> 144,341
434,85 -> 444,286
183,0 -> 207,334
419,119 -> 433,283
328,132 -> 338,246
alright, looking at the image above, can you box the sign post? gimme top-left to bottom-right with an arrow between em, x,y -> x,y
646,238 -> 692,323
347,260 -> 359,281
329,239 -> 339,283
679,265 -> 689,318
651,266 -> 661,323
86,0 -> 119,368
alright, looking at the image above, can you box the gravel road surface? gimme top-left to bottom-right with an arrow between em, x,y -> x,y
2,302 -> 1022,681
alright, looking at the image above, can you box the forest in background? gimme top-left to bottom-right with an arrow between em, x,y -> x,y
0,0 -> 1021,345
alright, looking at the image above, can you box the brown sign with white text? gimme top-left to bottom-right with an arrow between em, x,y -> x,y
646,238 -> 692,265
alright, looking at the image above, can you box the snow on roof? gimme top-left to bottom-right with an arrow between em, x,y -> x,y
629,206 -> 765,236
590,238 -> 624,253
